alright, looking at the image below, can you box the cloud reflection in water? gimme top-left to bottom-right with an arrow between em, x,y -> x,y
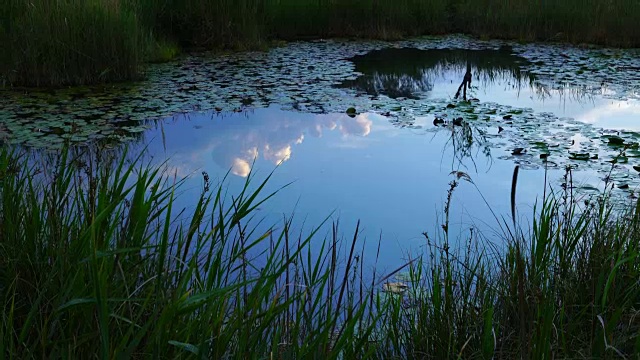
156,109 -> 374,178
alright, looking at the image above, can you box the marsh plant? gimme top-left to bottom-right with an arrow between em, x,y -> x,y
2,0 -> 640,87
1,146 -> 640,358
377,165 -> 640,358
0,147 -> 388,358
1,0 -> 146,87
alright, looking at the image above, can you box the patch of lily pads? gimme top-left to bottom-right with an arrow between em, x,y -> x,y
1,35 -> 640,197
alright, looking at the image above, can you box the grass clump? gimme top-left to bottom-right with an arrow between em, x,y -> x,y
263,0 -> 449,40
2,147 -> 640,358
3,0 -> 640,87
0,147 -> 382,358
1,0 -> 147,87
454,0 -> 640,46
377,169 -> 640,358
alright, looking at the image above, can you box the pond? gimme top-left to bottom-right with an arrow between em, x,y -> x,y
2,35 -> 640,272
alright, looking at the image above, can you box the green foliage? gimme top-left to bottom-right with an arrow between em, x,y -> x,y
2,0 -> 146,87
455,0 -> 640,46
2,147 -> 640,358
2,0 -> 640,87
263,0 -> 449,40
381,171 -> 640,358
0,147 -> 382,358
145,37 -> 181,63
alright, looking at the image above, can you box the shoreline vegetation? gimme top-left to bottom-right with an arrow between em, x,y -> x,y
1,0 -> 640,87
3,1 -> 640,357
2,148 -> 640,358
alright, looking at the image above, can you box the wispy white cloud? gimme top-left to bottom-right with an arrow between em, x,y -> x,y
158,109 -> 377,178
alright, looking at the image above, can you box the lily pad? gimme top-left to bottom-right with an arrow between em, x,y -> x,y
1,34 -> 639,201
569,152 -> 591,161
606,135 -> 625,145
382,282 -> 409,294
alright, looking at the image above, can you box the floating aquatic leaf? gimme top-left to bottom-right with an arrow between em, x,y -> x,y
579,185 -> 600,193
395,272 -> 414,282
569,152 -> 591,161
0,34 -> 638,199
382,282 -> 408,294
606,135 -> 625,145
610,156 -> 629,164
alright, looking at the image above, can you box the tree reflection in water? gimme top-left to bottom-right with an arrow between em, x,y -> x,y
433,118 -> 493,173
340,46 -> 599,170
339,47 -> 535,99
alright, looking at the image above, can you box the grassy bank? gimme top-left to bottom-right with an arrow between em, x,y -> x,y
1,0 -> 640,87
2,147 -> 640,358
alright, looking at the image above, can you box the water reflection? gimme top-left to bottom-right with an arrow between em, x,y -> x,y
3,39 -> 640,273
579,99 -> 640,130
338,46 -> 605,110
335,46 -> 640,175
139,106 -> 562,272
340,47 -> 534,99
434,120 -> 493,172
156,110 -> 373,177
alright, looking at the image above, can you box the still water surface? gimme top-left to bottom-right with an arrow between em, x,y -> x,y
137,48 -> 638,270
3,38 -> 640,271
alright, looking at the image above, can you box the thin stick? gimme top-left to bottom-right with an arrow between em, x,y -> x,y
511,165 -> 520,228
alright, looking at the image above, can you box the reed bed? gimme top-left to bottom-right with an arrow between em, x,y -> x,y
0,146 -> 390,358
2,0 -> 639,87
1,0 -> 146,87
378,167 -> 640,358
2,146 -> 640,358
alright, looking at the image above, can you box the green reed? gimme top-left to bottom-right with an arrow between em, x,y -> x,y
1,0 -> 148,87
374,167 -> 640,358
2,0 -> 639,87
2,145 -> 640,358
455,0 -> 640,46
0,147 -> 386,358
